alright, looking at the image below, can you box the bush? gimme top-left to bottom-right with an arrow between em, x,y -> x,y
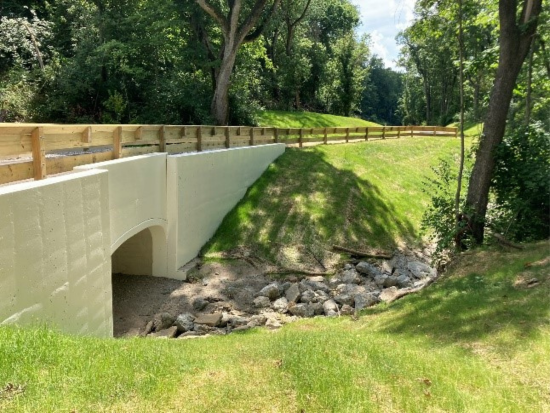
490,122 -> 550,241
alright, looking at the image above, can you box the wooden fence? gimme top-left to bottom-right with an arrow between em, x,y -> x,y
0,124 -> 457,185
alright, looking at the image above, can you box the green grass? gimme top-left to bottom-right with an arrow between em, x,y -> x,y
1,242 -> 549,412
257,110 -> 381,128
448,121 -> 483,137
203,136 -> 470,270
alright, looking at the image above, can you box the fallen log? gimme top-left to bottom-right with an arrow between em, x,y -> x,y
493,233 -> 524,250
332,245 -> 392,260
383,276 -> 438,304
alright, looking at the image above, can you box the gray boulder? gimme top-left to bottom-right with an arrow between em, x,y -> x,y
314,290 -> 330,303
289,303 -> 314,318
340,304 -> 354,315
247,314 -> 267,327
340,269 -> 362,284
396,273 -> 411,288
300,278 -> 330,293
407,261 -> 436,279
354,293 -> 379,311
194,313 -> 223,327
323,300 -> 339,317
175,313 -> 195,333
192,298 -> 209,311
253,296 -> 271,308
379,287 -> 400,303
300,289 -> 316,303
374,274 -> 388,287
259,283 -> 281,300
383,276 -> 398,288
356,262 -> 382,278
272,297 -> 289,313
334,294 -> 354,306
310,302 -> 324,315
152,312 -> 176,331
149,326 -> 178,339
285,283 -> 301,303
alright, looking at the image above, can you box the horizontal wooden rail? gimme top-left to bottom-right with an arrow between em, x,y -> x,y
0,123 -> 457,185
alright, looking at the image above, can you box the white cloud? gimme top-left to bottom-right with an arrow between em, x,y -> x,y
352,0 -> 416,69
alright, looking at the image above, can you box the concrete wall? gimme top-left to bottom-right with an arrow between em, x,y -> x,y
75,153 -> 168,277
167,144 -> 285,278
0,170 -> 113,337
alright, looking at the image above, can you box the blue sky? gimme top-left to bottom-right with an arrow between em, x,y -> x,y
352,0 -> 416,70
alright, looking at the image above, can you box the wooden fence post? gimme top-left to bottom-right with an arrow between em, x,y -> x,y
382,126 -> 386,139
345,127 -> 350,143
135,126 -> 143,141
397,128 -> 401,139
324,127 -> 328,145
31,127 -> 46,180
299,129 -> 304,148
249,128 -> 255,146
113,126 -> 122,159
225,127 -> 231,148
365,127 -> 369,141
274,128 -> 279,143
159,126 -> 166,152
410,126 -> 414,138
196,126 -> 203,152
455,128 -> 458,138
433,126 -> 437,136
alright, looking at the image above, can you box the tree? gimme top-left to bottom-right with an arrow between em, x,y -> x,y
196,0 -> 281,125
464,0 -> 543,244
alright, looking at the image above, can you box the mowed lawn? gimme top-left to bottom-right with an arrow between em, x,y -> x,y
203,136 -> 470,270
1,241 -> 548,412
256,110 -> 381,128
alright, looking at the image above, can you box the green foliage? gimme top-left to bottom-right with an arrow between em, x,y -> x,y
491,122 -> 550,241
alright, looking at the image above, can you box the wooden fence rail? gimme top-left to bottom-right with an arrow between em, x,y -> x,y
0,124 -> 457,185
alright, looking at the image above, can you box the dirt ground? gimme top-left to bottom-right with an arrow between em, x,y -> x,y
112,260 -> 272,337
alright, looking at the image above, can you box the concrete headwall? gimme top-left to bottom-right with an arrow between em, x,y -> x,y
167,144 -> 285,278
75,153 -> 168,277
0,170 -> 113,337
0,144 -> 285,336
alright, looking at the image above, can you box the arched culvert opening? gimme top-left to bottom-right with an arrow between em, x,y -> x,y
111,225 -> 175,337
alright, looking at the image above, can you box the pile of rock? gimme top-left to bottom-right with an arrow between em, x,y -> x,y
143,253 -> 437,339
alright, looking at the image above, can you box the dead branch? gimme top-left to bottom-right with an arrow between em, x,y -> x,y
493,233 -> 524,250
384,276 -> 438,304
332,245 -> 392,260
264,267 -> 333,276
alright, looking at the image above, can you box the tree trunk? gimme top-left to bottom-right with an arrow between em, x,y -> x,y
211,48 -> 238,125
464,0 -> 542,244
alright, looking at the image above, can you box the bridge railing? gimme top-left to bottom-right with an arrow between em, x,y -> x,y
0,124 -> 457,185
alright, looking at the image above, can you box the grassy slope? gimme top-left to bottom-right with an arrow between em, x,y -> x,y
1,242 -> 548,412
448,121 -> 483,137
203,136 -> 469,269
257,110 -> 381,128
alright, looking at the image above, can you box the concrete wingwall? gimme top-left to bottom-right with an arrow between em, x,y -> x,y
0,144 -> 285,336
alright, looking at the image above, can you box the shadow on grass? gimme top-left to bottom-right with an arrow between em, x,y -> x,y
370,246 -> 550,353
203,147 -> 417,270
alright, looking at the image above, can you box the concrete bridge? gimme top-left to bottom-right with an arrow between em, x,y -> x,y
0,144 -> 285,337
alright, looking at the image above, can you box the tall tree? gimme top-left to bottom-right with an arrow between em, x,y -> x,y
196,0 -> 280,125
464,0 -> 543,243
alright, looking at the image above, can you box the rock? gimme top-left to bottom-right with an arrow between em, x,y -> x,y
281,282 -> 292,292
379,287 -> 400,302
300,279 -> 330,293
149,326 -> 178,339
334,294 -> 354,306
354,293 -> 379,311
323,300 -> 339,317
356,262 -> 382,278
265,315 -> 283,329
285,283 -> 301,303
340,304 -> 354,315
272,297 -> 289,313
259,283 -> 281,300
327,276 -> 341,288
143,320 -> 154,336
248,314 -> 267,327
253,296 -> 271,308
289,303 -> 314,318
407,261 -> 435,279
175,313 -> 195,333
383,276 -> 398,288
310,302 -> 324,315
286,275 -> 299,283
300,289 -> 316,303
193,298 -> 209,311
396,273 -> 411,288
340,269 -> 362,284
178,331 -> 203,338
227,315 -> 249,327
194,313 -> 223,327
308,276 -> 326,283
314,290 -> 330,303
381,261 -> 393,274
374,274 -> 388,287
344,263 -> 353,270
232,325 -> 251,333
152,312 -> 176,331
210,329 -> 227,336
193,324 -> 213,334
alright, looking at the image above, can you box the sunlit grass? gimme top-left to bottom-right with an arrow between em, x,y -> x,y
257,110 -> 381,128
1,242 -> 549,412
